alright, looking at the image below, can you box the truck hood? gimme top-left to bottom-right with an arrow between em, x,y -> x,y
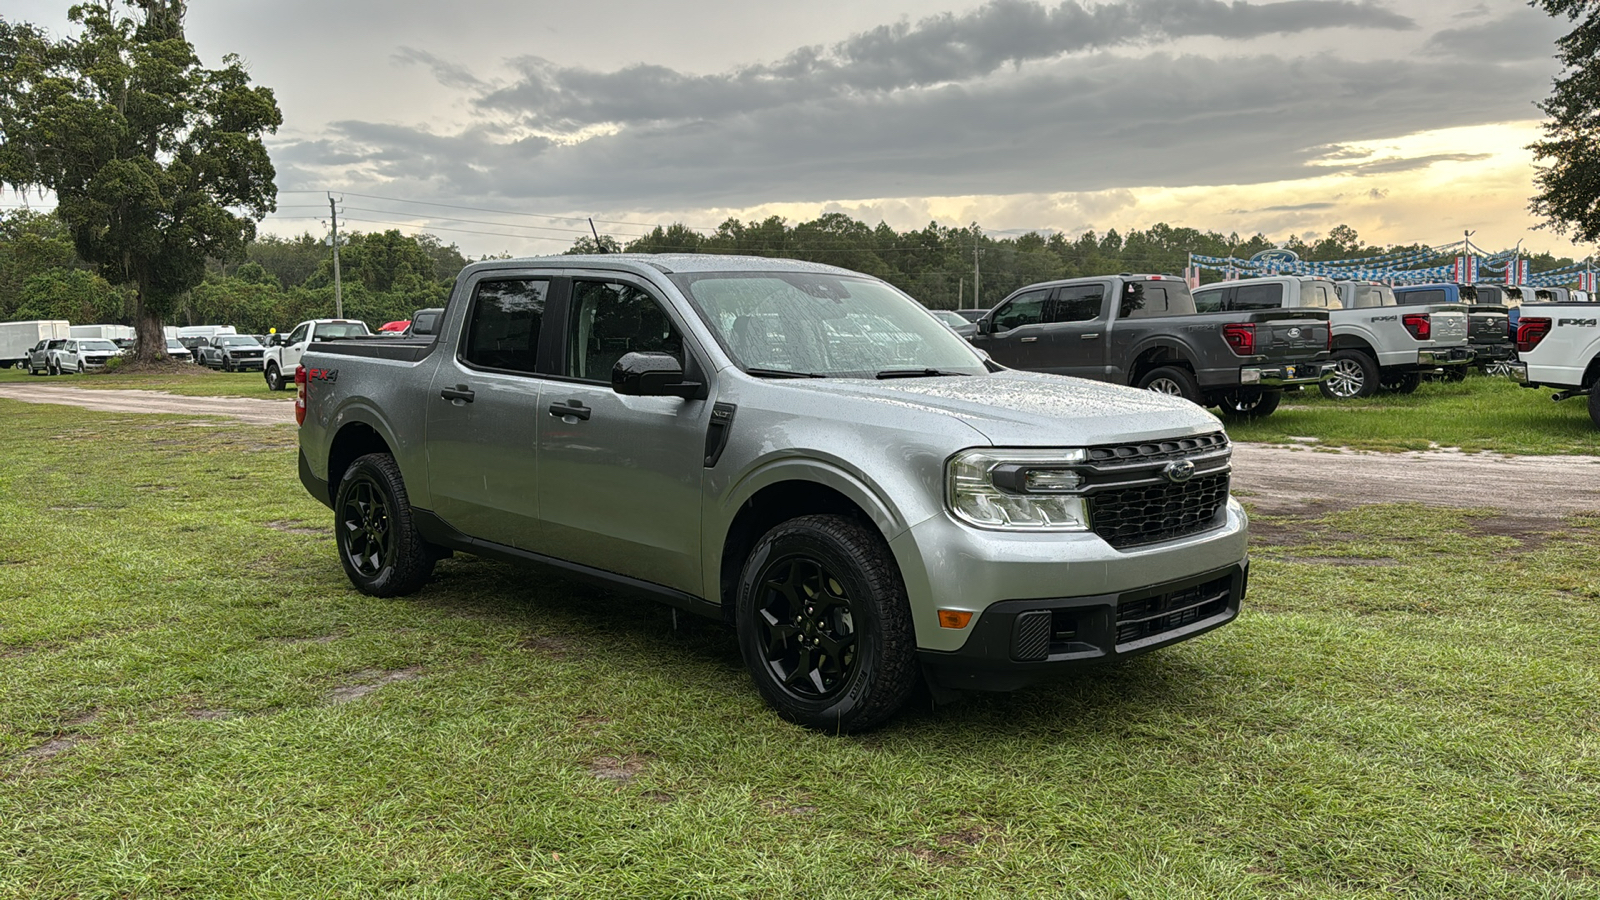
785,370 -> 1223,446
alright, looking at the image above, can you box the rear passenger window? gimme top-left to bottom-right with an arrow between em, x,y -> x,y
1121,283 -> 1170,318
462,279 -> 549,374
1048,285 -> 1105,323
1193,289 -> 1224,313
567,280 -> 683,382
1233,284 -> 1282,310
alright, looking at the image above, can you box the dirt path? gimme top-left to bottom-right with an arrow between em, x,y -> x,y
0,384 -> 294,426
3,382 -> 1597,517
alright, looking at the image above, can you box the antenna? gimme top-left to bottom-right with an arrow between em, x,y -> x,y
589,218 -> 609,254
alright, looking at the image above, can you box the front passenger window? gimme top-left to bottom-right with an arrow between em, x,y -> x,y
567,281 -> 684,382
993,289 -> 1049,331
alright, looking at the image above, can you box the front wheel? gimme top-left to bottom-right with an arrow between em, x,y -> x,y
1383,371 -> 1422,394
264,363 -> 284,391
1218,389 -> 1281,419
334,453 -> 437,597
736,514 -> 918,733
222,356 -> 234,372
77,362 -> 84,375
1137,366 -> 1201,404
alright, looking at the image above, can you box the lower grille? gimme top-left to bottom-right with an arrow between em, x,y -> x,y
1116,575 -> 1232,646
1090,472 -> 1230,549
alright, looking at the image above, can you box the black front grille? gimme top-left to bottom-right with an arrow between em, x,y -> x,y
1116,574 -> 1232,646
1090,472 -> 1230,549
1086,432 -> 1228,466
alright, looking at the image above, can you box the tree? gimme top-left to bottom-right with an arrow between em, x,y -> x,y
1528,0 -> 1600,243
0,1 -> 281,361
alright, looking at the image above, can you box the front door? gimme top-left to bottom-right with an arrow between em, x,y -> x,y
536,277 -> 711,595
1031,283 -> 1110,379
971,287 -> 1052,369
425,275 -> 555,551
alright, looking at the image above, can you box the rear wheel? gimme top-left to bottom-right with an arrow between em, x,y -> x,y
1218,389 -> 1281,419
334,453 -> 436,597
1137,366 -> 1201,404
1444,366 -> 1468,382
1320,350 -> 1379,399
1589,384 -> 1600,430
265,363 -> 284,391
1382,371 -> 1422,394
736,514 -> 918,733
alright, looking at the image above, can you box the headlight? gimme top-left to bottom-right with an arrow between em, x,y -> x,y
946,449 -> 1091,531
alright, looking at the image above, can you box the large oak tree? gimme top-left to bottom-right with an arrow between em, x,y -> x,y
1529,0 -> 1600,244
0,0 -> 280,360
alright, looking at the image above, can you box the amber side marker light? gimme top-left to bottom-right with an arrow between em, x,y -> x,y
938,610 -> 974,629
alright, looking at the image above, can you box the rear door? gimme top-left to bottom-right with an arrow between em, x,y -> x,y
535,276 -> 712,595
425,274 -> 557,551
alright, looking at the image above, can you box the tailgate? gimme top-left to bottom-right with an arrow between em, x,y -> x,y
1429,309 -> 1469,346
1467,307 -> 1510,344
1246,313 -> 1330,361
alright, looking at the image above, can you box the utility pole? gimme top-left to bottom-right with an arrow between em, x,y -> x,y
329,193 -> 344,319
973,238 -> 981,307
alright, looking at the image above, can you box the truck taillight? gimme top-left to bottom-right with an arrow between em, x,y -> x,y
1402,313 -> 1431,341
1325,323 -> 1332,352
294,364 -> 307,426
1222,323 -> 1256,356
1517,317 -> 1552,353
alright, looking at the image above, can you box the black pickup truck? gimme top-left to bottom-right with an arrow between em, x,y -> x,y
970,274 -> 1334,418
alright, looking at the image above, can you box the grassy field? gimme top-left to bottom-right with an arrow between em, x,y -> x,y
0,364 -> 288,400
1225,373 -> 1599,456
2,400 -> 1597,898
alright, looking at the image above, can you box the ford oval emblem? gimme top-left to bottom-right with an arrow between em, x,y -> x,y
1287,327 -> 1302,339
1163,459 -> 1196,483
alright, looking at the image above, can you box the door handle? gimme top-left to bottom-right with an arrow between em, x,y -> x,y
1080,333 -> 1101,340
549,399 -> 591,421
1020,336 -> 1038,343
440,385 -> 475,403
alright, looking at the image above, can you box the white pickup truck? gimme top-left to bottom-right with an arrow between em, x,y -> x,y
262,318 -> 372,390
1511,302 -> 1600,427
1192,276 -> 1472,398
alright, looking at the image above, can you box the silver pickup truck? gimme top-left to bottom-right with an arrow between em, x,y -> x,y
295,255 -> 1249,731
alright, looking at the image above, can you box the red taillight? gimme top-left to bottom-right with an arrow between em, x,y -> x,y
1517,317 -> 1552,353
1402,313 -> 1431,341
1222,323 -> 1256,356
1326,323 -> 1333,352
294,364 -> 307,426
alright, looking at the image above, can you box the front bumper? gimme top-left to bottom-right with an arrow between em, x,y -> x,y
226,357 -> 265,370
1242,361 -> 1335,388
919,562 -> 1247,692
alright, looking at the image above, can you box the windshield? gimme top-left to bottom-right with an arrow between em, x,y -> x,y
931,310 -> 968,328
671,272 -> 987,377
166,340 -> 185,350
218,336 -> 262,348
79,340 -> 117,351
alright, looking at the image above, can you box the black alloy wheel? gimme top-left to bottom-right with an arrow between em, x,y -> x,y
736,514 -> 918,732
334,453 -> 437,597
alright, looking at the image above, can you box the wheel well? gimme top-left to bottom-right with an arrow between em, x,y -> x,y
717,481 -> 877,624
327,422 -> 392,494
1129,346 -> 1193,385
1584,354 -> 1600,390
1331,336 -> 1376,358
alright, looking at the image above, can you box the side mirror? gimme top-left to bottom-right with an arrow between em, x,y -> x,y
410,309 -> 444,337
612,351 -> 704,399
976,318 -> 993,336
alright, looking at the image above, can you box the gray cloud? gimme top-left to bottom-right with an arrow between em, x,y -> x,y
1258,202 -> 1339,212
1427,7 -> 1565,60
279,44 -> 1545,207
392,47 -> 489,91
467,0 -> 1416,128
1348,152 -> 1493,174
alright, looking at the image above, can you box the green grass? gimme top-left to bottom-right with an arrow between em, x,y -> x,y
1226,373 -> 1600,455
0,364 -> 289,400
1,400 -> 1598,898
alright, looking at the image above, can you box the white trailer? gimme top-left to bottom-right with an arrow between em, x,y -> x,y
174,325 -> 238,340
0,320 -> 71,368
69,324 -> 137,342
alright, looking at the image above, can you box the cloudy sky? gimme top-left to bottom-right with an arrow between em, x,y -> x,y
6,0 -> 1590,260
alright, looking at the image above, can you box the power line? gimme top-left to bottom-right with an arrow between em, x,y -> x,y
277,189 -> 717,232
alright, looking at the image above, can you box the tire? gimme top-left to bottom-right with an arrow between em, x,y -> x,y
735,514 -> 918,733
1319,350 -> 1379,400
48,360 -> 59,376
223,356 -> 234,372
1218,389 -> 1281,419
265,363 -> 284,391
1382,371 -> 1422,394
334,453 -> 436,597
1137,365 -> 1201,404
77,361 -> 85,375
1444,366 -> 1468,382
1589,385 -> 1600,430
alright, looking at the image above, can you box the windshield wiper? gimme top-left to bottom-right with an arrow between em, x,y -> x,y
745,367 -> 827,379
875,368 -> 971,379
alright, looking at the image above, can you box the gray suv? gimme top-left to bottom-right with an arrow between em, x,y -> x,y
296,255 -> 1249,731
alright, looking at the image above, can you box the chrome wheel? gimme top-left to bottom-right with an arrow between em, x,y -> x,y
1146,377 -> 1185,396
1486,360 -> 1518,377
1325,358 -> 1366,399
753,554 -> 860,701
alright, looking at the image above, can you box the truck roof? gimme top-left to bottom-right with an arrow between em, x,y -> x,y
459,253 -> 864,279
